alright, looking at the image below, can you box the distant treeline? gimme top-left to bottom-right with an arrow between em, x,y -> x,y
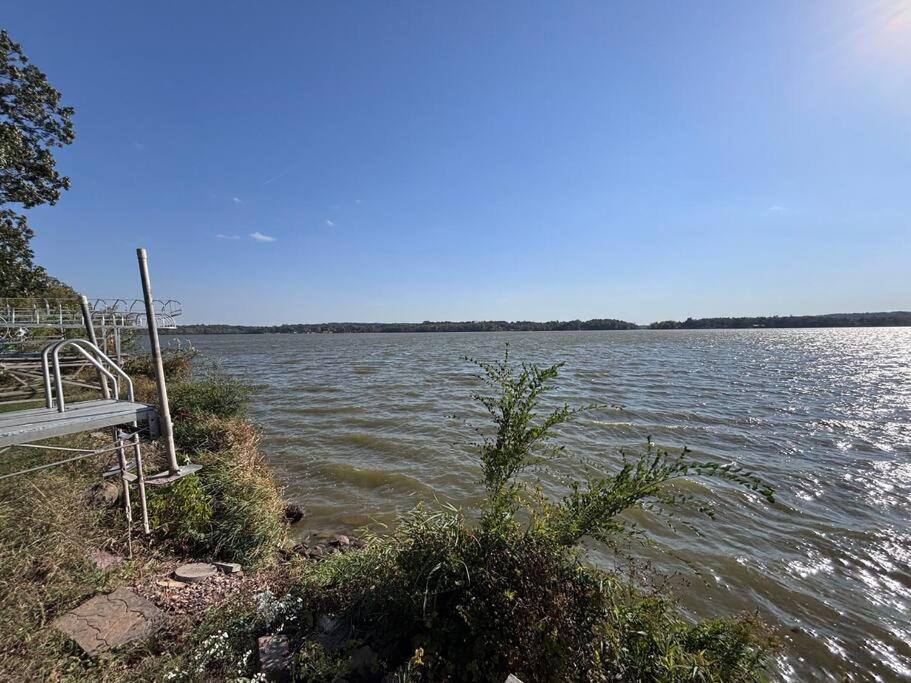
648,311 -> 911,329
166,319 -> 639,334
165,311 -> 911,335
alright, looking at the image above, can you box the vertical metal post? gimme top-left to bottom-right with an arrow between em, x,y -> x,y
137,248 -> 179,475
79,295 -> 110,400
116,437 -> 133,559
131,432 -> 150,535
114,326 -> 122,365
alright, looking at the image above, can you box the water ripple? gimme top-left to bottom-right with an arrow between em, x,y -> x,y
187,328 -> 911,680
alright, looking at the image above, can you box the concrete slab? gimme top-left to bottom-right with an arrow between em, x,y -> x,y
53,588 -> 160,656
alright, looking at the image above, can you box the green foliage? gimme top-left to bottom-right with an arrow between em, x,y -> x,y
465,346 -> 580,533
170,373 -> 250,421
148,420 -> 286,566
0,29 -> 75,297
595,578 -> 773,682
146,475 -> 213,552
196,434 -> 287,566
151,378 -> 284,566
299,506 -> 773,682
173,413 -> 238,454
123,344 -> 199,382
293,642 -> 351,682
467,345 -> 772,547
543,444 -> 774,546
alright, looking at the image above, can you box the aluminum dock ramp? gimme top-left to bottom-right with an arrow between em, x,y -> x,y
0,398 -> 159,448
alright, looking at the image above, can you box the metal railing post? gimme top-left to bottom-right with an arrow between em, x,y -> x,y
137,248 -> 180,475
79,295 -> 110,399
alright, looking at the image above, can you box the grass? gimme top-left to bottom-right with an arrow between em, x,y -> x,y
0,346 -> 290,680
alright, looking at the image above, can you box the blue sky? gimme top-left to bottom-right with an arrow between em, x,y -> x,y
6,1 -> 910,324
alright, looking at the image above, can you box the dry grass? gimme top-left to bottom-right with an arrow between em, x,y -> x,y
0,361 -> 289,680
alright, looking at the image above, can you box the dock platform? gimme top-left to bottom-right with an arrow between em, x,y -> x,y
0,399 -> 159,448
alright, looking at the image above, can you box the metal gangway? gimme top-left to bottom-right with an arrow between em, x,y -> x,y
1,295 -> 182,405
1,297 -> 181,362
0,249 -> 198,556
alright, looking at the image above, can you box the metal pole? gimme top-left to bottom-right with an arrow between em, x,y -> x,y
137,248 -> 179,475
79,295 -> 110,399
131,432 -> 150,535
114,326 -> 122,365
116,437 -> 133,559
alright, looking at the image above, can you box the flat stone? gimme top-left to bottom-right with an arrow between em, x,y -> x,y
88,549 -> 123,571
213,561 -> 242,574
53,588 -> 160,656
258,634 -> 291,682
505,676 -> 525,683
173,562 -> 218,583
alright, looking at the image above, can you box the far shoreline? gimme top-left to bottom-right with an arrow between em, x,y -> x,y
164,310 -> 911,335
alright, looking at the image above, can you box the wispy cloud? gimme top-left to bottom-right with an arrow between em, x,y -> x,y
768,205 -> 786,213
263,166 -> 297,185
355,199 -> 362,205
132,141 -> 145,151
249,231 -> 276,242
325,219 -> 335,228
216,233 -> 241,240
232,196 -> 243,205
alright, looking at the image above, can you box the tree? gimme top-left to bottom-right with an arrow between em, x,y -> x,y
0,28 -> 74,297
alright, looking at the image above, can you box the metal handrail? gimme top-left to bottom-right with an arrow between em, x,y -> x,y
41,339 -> 135,412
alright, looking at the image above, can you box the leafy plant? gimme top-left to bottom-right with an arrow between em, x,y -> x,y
466,344 -> 773,547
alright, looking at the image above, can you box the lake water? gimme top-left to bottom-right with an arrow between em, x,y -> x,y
183,329 -> 911,681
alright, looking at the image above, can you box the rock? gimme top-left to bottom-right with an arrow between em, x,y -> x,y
88,549 -> 122,571
173,562 -> 218,584
283,503 -> 305,524
306,544 -> 325,560
86,481 -> 120,507
329,534 -> 350,548
348,645 -> 378,678
258,634 -> 291,682
315,614 -> 348,653
505,676 -> 525,683
213,561 -> 242,574
53,588 -> 160,656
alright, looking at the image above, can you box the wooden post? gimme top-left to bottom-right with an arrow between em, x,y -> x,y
79,295 -> 110,399
136,248 -> 179,475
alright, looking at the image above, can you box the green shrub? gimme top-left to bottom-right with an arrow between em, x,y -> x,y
197,448 -> 287,567
173,414 -> 240,454
170,374 -> 249,421
293,642 -> 350,682
145,475 -> 213,553
147,417 -> 286,567
124,344 -> 198,382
